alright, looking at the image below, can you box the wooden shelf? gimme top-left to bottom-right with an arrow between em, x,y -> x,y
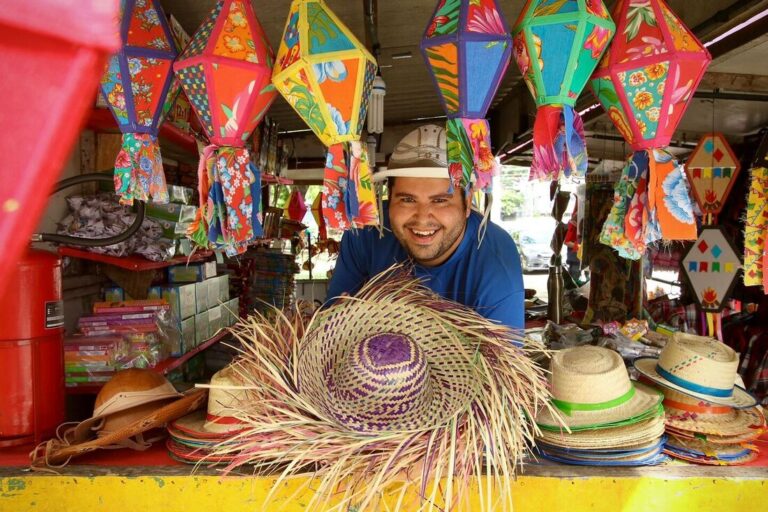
87,108 -> 198,156
152,329 -> 231,376
58,247 -> 213,271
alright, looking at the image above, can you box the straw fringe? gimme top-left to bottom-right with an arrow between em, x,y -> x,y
201,266 -> 558,511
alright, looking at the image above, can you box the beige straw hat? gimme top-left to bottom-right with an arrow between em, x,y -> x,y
296,293 -> 483,431
536,346 -> 662,429
659,387 -> 766,437
537,414 -> 666,450
634,333 -> 757,409
172,365 -> 249,438
664,435 -> 758,466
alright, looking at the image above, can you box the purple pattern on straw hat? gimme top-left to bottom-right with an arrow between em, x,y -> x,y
634,333 -> 757,409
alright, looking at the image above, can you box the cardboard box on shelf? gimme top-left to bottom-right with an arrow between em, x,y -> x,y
103,286 -> 125,302
163,283 -> 196,320
168,261 -> 217,283
225,298 -> 240,326
195,281 -> 208,314
207,277 -> 220,308
180,316 -> 195,355
218,274 -> 230,304
145,202 -> 197,223
195,312 -> 208,347
208,305 -> 222,336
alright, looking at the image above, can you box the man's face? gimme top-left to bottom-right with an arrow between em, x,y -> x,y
389,177 -> 470,267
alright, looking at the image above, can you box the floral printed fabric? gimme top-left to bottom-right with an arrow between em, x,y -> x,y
321,142 -> 379,231
744,167 -> 768,290
600,149 -> 696,260
446,118 -> 498,193
188,145 -> 260,256
530,105 -> 588,181
114,133 -> 168,206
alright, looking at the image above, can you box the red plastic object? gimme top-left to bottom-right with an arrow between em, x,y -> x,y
0,249 -> 65,447
57,246 -> 214,271
0,0 -> 120,299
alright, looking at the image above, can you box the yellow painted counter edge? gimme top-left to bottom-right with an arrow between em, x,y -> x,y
1,470 -> 766,512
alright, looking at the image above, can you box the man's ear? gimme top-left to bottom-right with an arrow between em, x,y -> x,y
465,188 -> 473,218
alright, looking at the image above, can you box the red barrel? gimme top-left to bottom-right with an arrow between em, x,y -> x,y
0,249 -> 64,446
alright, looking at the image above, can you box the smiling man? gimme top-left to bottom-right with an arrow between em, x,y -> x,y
326,124 -> 525,330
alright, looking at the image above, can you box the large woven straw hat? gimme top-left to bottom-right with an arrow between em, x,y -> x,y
297,297 -> 482,431
32,369 -> 207,467
536,346 -> 662,430
634,332 -> 757,409
660,387 -> 766,437
172,365 -> 249,438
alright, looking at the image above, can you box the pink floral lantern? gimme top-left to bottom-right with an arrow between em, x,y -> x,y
593,0 -> 711,260
174,0 -> 277,255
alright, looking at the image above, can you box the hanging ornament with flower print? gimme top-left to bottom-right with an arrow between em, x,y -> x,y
100,0 -> 178,205
511,0 -> 616,181
272,0 -> 379,231
174,0 -> 276,255
421,0 -> 512,195
592,0 -> 711,260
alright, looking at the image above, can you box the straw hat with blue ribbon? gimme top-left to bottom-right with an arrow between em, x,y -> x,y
536,346 -> 663,431
634,332 -> 757,409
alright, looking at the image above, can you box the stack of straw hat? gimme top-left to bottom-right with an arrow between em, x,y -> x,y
535,346 -> 668,466
167,365 -> 248,465
635,333 -> 766,465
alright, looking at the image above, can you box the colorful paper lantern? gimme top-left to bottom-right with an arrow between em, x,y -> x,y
286,188 -> 308,222
100,0 -> 177,205
594,0 -> 710,260
512,0 -> 615,181
174,0 -> 277,255
273,0 -> 379,231
685,133 -> 741,220
681,227 -> 742,340
421,0 -> 512,193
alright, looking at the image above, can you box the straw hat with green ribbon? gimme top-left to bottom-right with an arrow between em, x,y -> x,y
536,346 -> 663,431
203,267 -> 557,512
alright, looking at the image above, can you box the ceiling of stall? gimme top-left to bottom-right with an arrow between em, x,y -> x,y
159,0 -> 768,164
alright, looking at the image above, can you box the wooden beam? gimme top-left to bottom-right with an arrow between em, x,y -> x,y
699,71 -> 768,93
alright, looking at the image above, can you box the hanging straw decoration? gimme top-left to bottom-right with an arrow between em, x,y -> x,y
204,267 -> 557,512
174,0 -> 277,255
511,0 -> 615,181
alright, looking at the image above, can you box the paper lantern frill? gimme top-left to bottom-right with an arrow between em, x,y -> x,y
174,0 -> 277,256
512,0 -> 615,181
421,0 -> 511,194
100,0 -> 177,205
273,0 -> 379,231
593,0 -> 710,260
684,133 -> 741,221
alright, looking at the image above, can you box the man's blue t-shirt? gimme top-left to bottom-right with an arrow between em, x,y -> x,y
326,206 -> 525,330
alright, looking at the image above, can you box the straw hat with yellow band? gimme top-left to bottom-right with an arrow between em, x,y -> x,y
634,332 -> 758,409
536,346 -> 663,431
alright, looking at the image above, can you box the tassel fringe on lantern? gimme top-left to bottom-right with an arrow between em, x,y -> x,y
530,105 -> 588,181
600,149 -> 697,260
113,133 -> 169,205
188,146 -> 262,256
321,141 -> 379,231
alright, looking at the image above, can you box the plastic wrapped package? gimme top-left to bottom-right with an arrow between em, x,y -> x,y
64,336 -> 129,387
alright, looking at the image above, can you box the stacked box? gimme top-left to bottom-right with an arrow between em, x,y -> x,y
207,277 -> 220,308
168,261 -> 217,283
195,281 -> 208,313
208,306 -> 222,335
195,312 -> 209,347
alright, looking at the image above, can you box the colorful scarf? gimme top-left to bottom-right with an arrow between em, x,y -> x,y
530,105 -> 588,181
321,141 -> 379,231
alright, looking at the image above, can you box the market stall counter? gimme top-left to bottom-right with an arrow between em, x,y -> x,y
1,440 -> 767,512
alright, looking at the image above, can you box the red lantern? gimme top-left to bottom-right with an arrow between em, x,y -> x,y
592,0 -> 710,259
174,0 -> 277,255
100,0 -> 178,205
